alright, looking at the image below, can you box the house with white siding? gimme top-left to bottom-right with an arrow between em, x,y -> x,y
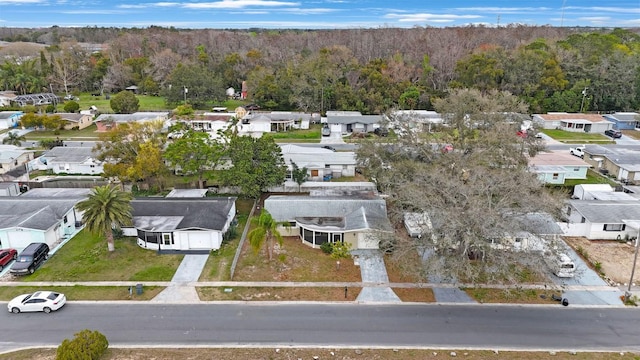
562,200 -> 640,240
528,151 -> 590,184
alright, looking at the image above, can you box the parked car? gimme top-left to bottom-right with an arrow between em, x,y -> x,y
321,125 -> 331,137
604,129 -> 622,138
7,291 -> 66,314
10,243 -> 49,275
0,248 -> 17,270
321,145 -> 336,151
374,127 -> 389,137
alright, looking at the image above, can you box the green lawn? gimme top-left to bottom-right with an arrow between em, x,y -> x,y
21,229 -> 183,282
264,123 -> 322,141
542,129 -> 614,144
0,285 -> 163,301
561,169 -> 618,187
23,123 -> 100,141
74,93 -> 172,113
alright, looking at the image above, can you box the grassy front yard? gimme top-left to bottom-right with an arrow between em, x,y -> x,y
0,285 -> 162,301
74,93 -> 171,113
23,123 -> 100,141
561,169 -> 619,187
542,129 -> 613,144
20,229 -> 183,282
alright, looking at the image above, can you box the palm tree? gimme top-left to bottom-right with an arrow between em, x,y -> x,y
76,185 -> 133,252
2,131 -> 25,146
247,209 -> 283,261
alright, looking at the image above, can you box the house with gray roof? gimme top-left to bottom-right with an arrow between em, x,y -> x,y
36,147 -> 103,175
264,194 -> 392,250
325,111 -> 383,134
581,145 -> 640,184
562,200 -> 640,240
121,197 -> 236,252
280,144 -> 356,181
94,112 -> 169,132
0,145 -> 33,178
533,113 -> 612,133
56,112 -> 94,130
0,197 -> 83,252
603,112 -> 639,131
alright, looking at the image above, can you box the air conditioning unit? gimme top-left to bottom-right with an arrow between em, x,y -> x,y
75,221 -> 83,228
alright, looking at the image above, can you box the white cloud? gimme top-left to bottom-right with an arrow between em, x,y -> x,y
454,7 -> 551,13
385,13 -> 482,23
183,0 -> 299,9
566,6 -> 640,14
0,0 -> 45,3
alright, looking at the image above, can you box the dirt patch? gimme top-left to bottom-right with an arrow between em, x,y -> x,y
198,286 -> 362,301
563,236 -> 640,285
233,236 -> 362,283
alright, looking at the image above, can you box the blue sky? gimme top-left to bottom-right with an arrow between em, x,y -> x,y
1,0 -> 639,29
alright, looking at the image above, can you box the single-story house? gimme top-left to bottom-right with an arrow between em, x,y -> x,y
0,92 -> 17,107
388,110 -> 444,135
0,111 -> 22,130
236,114 -> 271,137
122,197 -> 237,252
562,200 -> 640,240
264,195 -> 393,250
325,111 -> 383,134
56,112 -> 94,130
0,146 -> 33,176
94,112 -> 170,132
528,151 -> 590,184
266,112 -> 313,131
533,113 -> 612,133
581,145 -> 640,184
603,112 -> 639,131
165,189 -> 208,198
280,144 -> 356,181
0,197 -> 83,252
36,147 -> 103,175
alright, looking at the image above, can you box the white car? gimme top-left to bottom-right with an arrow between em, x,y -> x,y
8,291 -> 66,314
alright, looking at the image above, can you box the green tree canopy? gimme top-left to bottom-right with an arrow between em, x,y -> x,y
110,90 -> 140,114
247,209 -> 283,261
222,135 -> 287,199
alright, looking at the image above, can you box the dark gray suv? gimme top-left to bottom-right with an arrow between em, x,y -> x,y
10,243 -> 49,275
604,129 -> 622,138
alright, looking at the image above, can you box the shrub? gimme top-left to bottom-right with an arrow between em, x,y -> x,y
63,100 -> 80,113
45,104 -> 56,113
320,242 -> 333,254
56,329 -> 109,360
330,241 -> 352,259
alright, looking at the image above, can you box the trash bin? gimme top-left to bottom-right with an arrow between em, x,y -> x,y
136,283 -> 143,295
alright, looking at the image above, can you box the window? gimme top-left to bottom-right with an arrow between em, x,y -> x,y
573,168 -> 580,172
581,217 -> 586,223
603,224 -> 625,231
288,221 -> 296,227
325,164 -> 330,168
163,234 -> 174,245
63,215 -> 68,224
552,173 -> 559,180
576,124 -> 584,129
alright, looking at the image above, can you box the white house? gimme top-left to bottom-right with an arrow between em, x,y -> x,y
0,111 -> 23,130
533,113 -> 612,133
36,147 -> 103,175
528,151 -> 590,184
122,197 -> 237,252
94,112 -> 169,132
265,194 -> 393,250
0,182 -> 20,197
325,111 -> 383,134
0,197 -> 83,252
280,144 -> 356,181
562,200 -> 640,240
388,110 -> 444,135
0,145 -> 33,177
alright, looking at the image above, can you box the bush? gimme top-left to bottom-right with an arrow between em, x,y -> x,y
45,104 -> 56,113
110,90 -> 140,114
56,329 -> 109,360
320,242 -> 333,254
64,100 -> 80,113
330,241 -> 352,259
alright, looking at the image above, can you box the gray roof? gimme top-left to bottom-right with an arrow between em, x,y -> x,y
0,198 -> 79,230
327,115 -> 382,125
56,113 -> 84,122
165,189 -> 208,198
94,112 -> 168,123
0,149 -> 29,162
41,147 -> 99,163
584,145 -> 640,170
265,195 -> 392,232
568,200 -> 640,223
514,213 -> 563,235
20,188 -> 92,198
603,112 -> 639,122
266,112 -> 311,121
131,197 -> 236,231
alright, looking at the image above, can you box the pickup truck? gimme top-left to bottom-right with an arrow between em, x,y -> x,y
569,146 -> 585,158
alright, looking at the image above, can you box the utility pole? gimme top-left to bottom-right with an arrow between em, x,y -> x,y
580,87 -> 588,112
184,86 -> 188,105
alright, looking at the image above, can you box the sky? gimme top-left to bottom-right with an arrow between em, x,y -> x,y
0,0 -> 639,29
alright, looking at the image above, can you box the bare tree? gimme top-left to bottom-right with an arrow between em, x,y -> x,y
357,89 -> 564,285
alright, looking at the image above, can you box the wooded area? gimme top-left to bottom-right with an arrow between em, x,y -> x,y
1,26 -> 639,114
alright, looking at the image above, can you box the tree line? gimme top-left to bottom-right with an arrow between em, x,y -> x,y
1,26 -> 639,114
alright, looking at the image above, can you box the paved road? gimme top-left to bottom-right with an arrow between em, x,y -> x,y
1,303 -> 639,353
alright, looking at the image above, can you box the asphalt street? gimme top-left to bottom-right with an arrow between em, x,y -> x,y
1,303 -> 639,353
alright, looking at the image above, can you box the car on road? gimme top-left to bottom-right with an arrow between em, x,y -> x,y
8,291 -> 66,314
604,129 -> 622,138
0,248 -> 17,270
10,242 -> 49,275
321,145 -> 336,151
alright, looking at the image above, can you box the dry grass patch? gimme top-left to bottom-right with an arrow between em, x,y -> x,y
233,236 -> 362,282
392,287 -> 436,302
0,285 -> 164,301
464,288 -> 560,304
197,286 -> 362,301
2,348 -> 638,360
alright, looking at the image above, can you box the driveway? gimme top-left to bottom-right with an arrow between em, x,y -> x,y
320,130 -> 345,144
